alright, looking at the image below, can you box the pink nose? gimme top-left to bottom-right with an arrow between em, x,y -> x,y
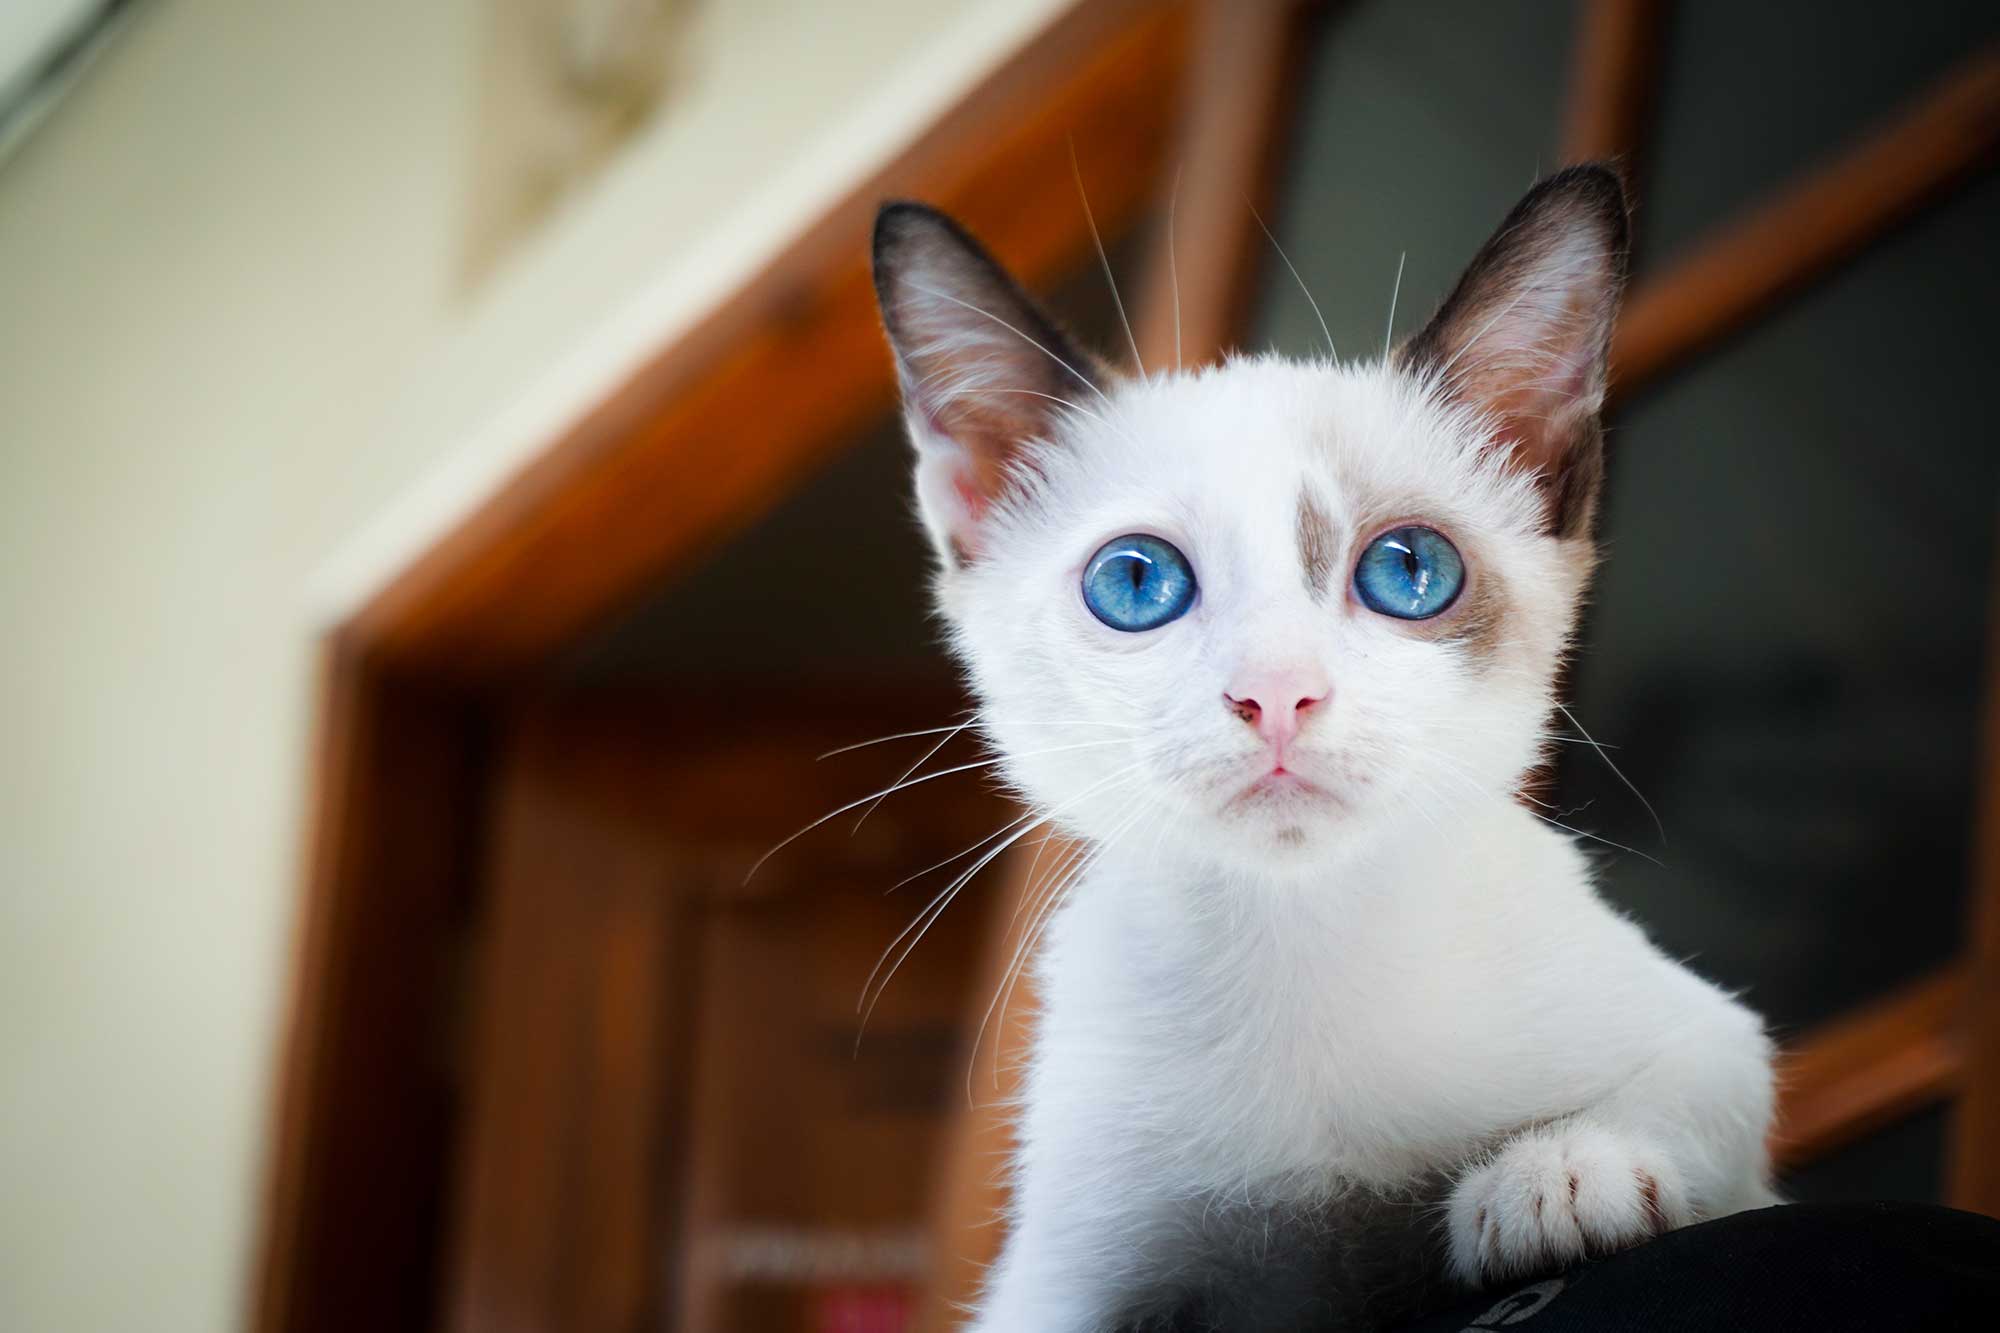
1223,666 -> 1330,749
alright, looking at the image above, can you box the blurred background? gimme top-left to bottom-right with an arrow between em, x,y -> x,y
3,1 -> 1996,1331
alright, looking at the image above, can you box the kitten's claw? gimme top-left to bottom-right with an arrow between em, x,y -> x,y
1446,1123 -> 1689,1283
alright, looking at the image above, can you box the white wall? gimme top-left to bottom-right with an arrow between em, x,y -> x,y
0,0 -> 1068,1327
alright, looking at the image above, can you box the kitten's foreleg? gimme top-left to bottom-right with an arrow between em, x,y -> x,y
1445,994 -> 1777,1284
964,1216 -> 1121,1333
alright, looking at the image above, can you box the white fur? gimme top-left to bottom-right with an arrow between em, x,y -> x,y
899,349 -> 1778,1329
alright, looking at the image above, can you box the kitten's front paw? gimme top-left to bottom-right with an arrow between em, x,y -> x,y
1446,1123 -> 1689,1284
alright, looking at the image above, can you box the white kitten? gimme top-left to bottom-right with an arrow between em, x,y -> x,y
872,167 -> 1777,1331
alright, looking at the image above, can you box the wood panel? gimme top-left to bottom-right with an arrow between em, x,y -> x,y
437,689 -> 1015,1331
442,719 -> 689,1333
672,869 -> 990,1329
352,0 -> 1193,680
252,652 -> 490,1333
1130,0 -> 1320,367
483,682 -> 1002,893
1951,556 -> 2000,1217
1613,43 -> 2000,398
1558,0 -> 1670,174
1772,967 -> 1967,1172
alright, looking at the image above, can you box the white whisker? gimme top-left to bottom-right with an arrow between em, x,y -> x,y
886,805 -> 1046,895
1532,811 -> 1663,866
1383,249 -> 1407,361
850,722 -> 968,834
1557,703 -> 1666,845
818,717 -> 1140,760
1168,162 -> 1184,372
952,387 -> 1110,430
745,739 -> 1128,884
816,717 -> 972,760
1250,200 -> 1333,362
903,281 -> 1116,412
1072,141 -> 1143,376
980,799 -> 1150,1095
860,759 -> 1147,1046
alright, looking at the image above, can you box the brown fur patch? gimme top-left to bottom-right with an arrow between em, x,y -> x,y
1297,488 -> 1337,598
1638,1172 -> 1664,1229
1550,419 -> 1606,540
1437,570 -> 1509,667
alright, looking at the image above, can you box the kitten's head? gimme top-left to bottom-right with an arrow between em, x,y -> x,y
873,168 -> 1628,877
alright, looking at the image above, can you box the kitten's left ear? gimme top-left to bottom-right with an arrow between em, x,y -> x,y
1399,165 -> 1630,538
873,202 -> 1111,567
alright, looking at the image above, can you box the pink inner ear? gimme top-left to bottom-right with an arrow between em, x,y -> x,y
952,470 -> 989,522
1494,355 -> 1586,432
941,461 -> 992,564
948,470 -> 988,528
1475,299 -> 1603,470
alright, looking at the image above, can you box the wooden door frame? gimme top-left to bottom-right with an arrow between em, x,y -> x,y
252,2 -> 2000,1327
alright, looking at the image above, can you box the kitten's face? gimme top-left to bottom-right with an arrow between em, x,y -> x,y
943,361 -> 1587,871
874,170 -> 1628,877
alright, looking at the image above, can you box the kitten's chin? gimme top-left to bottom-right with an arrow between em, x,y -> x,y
1205,771 -> 1366,866
1192,816 -> 1354,879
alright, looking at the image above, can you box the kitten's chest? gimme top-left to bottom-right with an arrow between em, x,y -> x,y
1040,860 -> 1616,1184
1042,888 -> 1500,1179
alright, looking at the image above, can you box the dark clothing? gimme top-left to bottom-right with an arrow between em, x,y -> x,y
1404,1203 -> 2000,1333
1129,1202 -> 2000,1331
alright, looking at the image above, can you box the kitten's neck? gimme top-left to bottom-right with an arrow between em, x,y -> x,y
1033,794 -> 1560,1089
1085,789 -> 1536,945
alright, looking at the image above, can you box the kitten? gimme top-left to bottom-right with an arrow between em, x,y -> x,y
871,166 -> 1777,1331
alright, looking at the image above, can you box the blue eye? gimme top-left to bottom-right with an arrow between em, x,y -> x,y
1354,526 -> 1465,620
1083,533 -> 1196,632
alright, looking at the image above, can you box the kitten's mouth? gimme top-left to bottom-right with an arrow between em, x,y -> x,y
1229,767 -> 1335,810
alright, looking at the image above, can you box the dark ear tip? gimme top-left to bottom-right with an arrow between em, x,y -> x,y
1545,160 -> 1628,196
872,200 -> 977,264
872,201 -> 991,311
873,201 -> 941,313
873,200 -> 930,266
874,198 -> 933,237
1534,163 -> 1630,242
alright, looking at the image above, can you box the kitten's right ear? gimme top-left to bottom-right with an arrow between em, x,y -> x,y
873,202 -> 1108,566
1398,165 -> 1630,539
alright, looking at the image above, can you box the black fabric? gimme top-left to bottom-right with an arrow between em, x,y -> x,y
1109,1180 -> 1459,1332
1398,1203 -> 2000,1332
